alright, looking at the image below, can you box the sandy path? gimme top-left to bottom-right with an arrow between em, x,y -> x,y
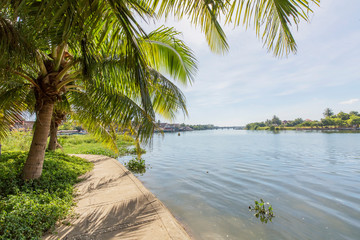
43,154 -> 191,240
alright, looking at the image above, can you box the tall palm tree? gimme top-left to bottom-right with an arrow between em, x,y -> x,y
323,108 -> 334,118
0,2 -> 196,179
46,26 -> 194,152
0,0 -> 319,180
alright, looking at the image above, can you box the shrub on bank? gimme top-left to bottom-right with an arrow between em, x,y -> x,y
0,152 -> 93,240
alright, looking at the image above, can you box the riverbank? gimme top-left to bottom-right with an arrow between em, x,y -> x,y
43,154 -> 191,240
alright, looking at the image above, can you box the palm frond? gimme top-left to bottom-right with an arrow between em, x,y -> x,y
0,81 -> 33,140
141,26 -> 198,85
147,67 -> 188,120
149,0 -> 229,54
0,11 -> 37,68
226,0 -> 320,56
73,81 -> 156,144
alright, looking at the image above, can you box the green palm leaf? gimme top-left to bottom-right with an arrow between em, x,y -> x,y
148,0 -> 229,54
141,26 -> 198,85
226,0 -> 320,56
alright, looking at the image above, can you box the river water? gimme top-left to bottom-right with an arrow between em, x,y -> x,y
119,130 -> 360,240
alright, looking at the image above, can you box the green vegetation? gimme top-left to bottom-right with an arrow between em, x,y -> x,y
0,152 -> 93,239
246,109 -> 360,130
0,132 -> 33,153
2,132 -> 141,158
57,134 -> 139,158
249,199 -> 275,224
124,157 -> 149,175
188,124 -> 216,131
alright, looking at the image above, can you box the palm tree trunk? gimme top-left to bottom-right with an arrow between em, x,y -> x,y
48,110 -> 66,151
48,118 -> 58,151
22,101 -> 54,180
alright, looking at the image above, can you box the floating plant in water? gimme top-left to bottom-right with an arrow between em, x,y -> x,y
124,157 -> 149,175
249,199 -> 275,223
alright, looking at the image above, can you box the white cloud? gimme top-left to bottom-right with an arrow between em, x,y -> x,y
340,99 -> 359,105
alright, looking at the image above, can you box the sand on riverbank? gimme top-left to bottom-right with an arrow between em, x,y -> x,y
43,154 -> 191,240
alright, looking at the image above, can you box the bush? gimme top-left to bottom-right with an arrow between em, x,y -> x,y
0,192 -> 70,239
0,152 -> 26,196
0,152 -> 93,240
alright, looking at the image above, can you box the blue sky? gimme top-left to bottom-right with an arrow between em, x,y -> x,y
146,0 -> 360,126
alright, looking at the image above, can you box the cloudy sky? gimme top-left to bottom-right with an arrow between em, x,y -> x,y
147,0 -> 360,126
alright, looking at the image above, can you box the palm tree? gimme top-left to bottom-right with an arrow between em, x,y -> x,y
0,0 -> 319,180
0,2 -> 196,179
323,108 -> 334,118
46,27 -> 194,152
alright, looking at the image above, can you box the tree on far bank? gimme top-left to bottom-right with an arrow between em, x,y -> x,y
246,110 -> 360,129
271,115 -> 282,126
310,121 -> 321,128
265,119 -> 272,126
337,111 -> 350,120
323,108 -> 334,118
349,111 -> 359,116
321,117 -> 335,127
348,115 -> 360,127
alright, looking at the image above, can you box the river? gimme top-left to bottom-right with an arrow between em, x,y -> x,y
119,130 -> 360,240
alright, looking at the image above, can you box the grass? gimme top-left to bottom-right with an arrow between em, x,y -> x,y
0,151 -> 93,240
1,131 -> 142,158
0,132 -> 33,152
57,134 -> 139,158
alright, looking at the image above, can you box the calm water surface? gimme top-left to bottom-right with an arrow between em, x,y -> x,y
119,130 -> 360,240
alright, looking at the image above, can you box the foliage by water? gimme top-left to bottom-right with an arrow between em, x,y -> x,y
1,132 -> 142,158
0,152 -> 93,239
245,109 -> 360,130
124,157 -> 149,175
249,199 -> 275,224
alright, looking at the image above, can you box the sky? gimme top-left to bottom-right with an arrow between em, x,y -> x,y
143,0 -> 360,126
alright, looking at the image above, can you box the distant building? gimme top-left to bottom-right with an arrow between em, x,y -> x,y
11,119 -> 35,131
184,126 -> 194,131
156,123 -> 193,132
163,124 -> 176,132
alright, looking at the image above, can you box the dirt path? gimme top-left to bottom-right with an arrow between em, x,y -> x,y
43,154 -> 191,240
